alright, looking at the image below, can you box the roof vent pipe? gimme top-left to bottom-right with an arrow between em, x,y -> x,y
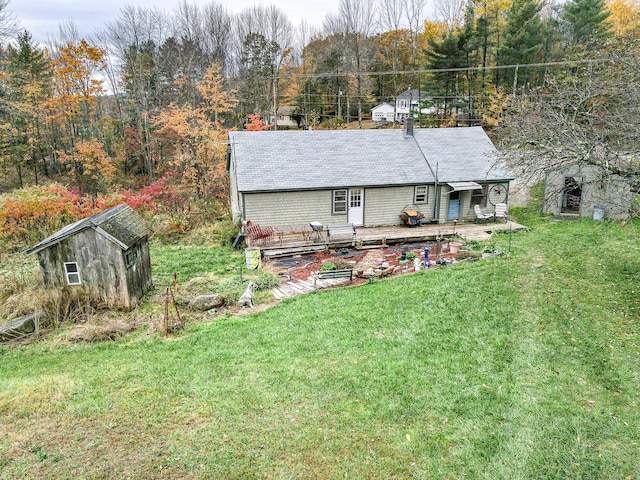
404,117 -> 414,138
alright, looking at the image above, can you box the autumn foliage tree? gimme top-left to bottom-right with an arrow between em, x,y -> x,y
57,140 -> 117,194
153,62 -> 236,202
244,113 -> 271,130
49,40 -> 107,144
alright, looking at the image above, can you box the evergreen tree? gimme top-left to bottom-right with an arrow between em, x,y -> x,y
425,27 -> 473,124
562,0 -> 612,46
498,0 -> 545,88
1,31 -> 52,186
238,32 -> 280,117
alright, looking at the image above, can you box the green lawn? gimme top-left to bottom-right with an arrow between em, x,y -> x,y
1,213 -> 639,479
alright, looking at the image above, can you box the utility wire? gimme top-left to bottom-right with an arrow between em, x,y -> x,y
275,57 -> 615,79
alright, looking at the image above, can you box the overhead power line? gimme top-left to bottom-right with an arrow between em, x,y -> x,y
275,57 -> 615,79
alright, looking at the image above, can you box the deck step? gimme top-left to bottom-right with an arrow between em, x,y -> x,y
263,244 -> 327,259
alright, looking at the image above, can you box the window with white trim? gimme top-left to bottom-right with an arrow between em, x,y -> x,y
64,262 -> 81,285
471,185 -> 488,207
414,185 -> 428,204
333,189 -> 347,214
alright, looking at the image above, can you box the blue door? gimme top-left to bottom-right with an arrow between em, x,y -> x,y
447,191 -> 460,221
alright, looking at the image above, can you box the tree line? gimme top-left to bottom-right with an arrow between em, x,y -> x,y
0,0 -> 638,199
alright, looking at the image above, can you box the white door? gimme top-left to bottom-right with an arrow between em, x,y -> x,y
348,188 -> 364,226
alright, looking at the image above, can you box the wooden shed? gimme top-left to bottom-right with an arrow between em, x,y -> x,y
25,204 -> 153,310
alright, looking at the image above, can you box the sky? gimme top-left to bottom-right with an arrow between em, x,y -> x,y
11,0 -> 342,43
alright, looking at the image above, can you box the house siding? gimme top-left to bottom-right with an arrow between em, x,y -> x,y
243,185 -> 441,228
365,186 -> 436,226
243,190 -> 334,229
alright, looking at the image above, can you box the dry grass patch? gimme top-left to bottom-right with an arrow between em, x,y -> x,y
66,320 -> 137,343
0,375 -> 78,416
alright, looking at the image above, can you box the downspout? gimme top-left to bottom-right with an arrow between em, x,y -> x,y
411,133 -> 438,222
433,162 -> 439,223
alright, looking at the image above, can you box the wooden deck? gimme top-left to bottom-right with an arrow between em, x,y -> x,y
261,221 -> 526,259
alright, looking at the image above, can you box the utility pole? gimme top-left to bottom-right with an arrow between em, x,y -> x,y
272,74 -> 278,130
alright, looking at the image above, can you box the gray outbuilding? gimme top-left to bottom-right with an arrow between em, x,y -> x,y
24,204 -> 153,310
542,163 -> 635,220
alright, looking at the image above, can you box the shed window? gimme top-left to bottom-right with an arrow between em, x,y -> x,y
414,185 -> 429,204
64,262 -> 81,285
471,185 -> 488,207
333,189 -> 347,214
124,248 -> 138,269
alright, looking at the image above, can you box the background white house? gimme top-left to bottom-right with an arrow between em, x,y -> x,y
371,102 -> 395,122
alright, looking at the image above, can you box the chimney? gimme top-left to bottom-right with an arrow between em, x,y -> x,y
404,117 -> 414,138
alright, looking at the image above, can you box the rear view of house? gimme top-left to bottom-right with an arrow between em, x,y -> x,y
228,125 -> 515,229
25,204 -> 153,310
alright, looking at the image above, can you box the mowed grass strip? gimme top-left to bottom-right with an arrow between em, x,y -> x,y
1,214 -> 639,479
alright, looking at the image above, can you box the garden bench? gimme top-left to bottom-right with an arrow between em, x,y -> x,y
313,269 -> 354,289
327,223 -> 356,245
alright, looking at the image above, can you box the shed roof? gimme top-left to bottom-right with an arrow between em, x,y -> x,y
25,204 -> 151,255
229,127 -> 514,193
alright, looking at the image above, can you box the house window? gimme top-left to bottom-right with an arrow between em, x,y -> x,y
64,262 -> 81,285
124,248 -> 138,269
414,185 -> 429,204
471,185 -> 488,207
333,189 -> 347,214
398,100 -> 408,109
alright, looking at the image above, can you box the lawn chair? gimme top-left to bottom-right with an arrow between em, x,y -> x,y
474,204 -> 493,224
494,203 -> 508,222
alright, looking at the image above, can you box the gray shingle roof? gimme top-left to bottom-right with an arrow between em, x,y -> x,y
397,89 -> 426,100
25,204 -> 151,254
229,127 -> 514,193
412,127 -> 514,183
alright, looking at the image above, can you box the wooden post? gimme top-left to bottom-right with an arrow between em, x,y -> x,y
164,287 -> 169,335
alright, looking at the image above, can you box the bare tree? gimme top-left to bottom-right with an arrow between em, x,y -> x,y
379,0 -> 408,95
201,2 -> 232,69
379,0 -> 407,31
502,46 -> 640,217
432,0 -> 467,31
325,0 -> 377,127
0,0 -> 17,43
232,5 -> 294,121
102,5 -> 170,180
404,0 -> 427,107
173,0 -> 203,44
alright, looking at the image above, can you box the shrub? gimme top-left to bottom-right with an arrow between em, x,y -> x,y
321,261 -> 336,271
319,118 -> 346,129
254,272 -> 281,290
